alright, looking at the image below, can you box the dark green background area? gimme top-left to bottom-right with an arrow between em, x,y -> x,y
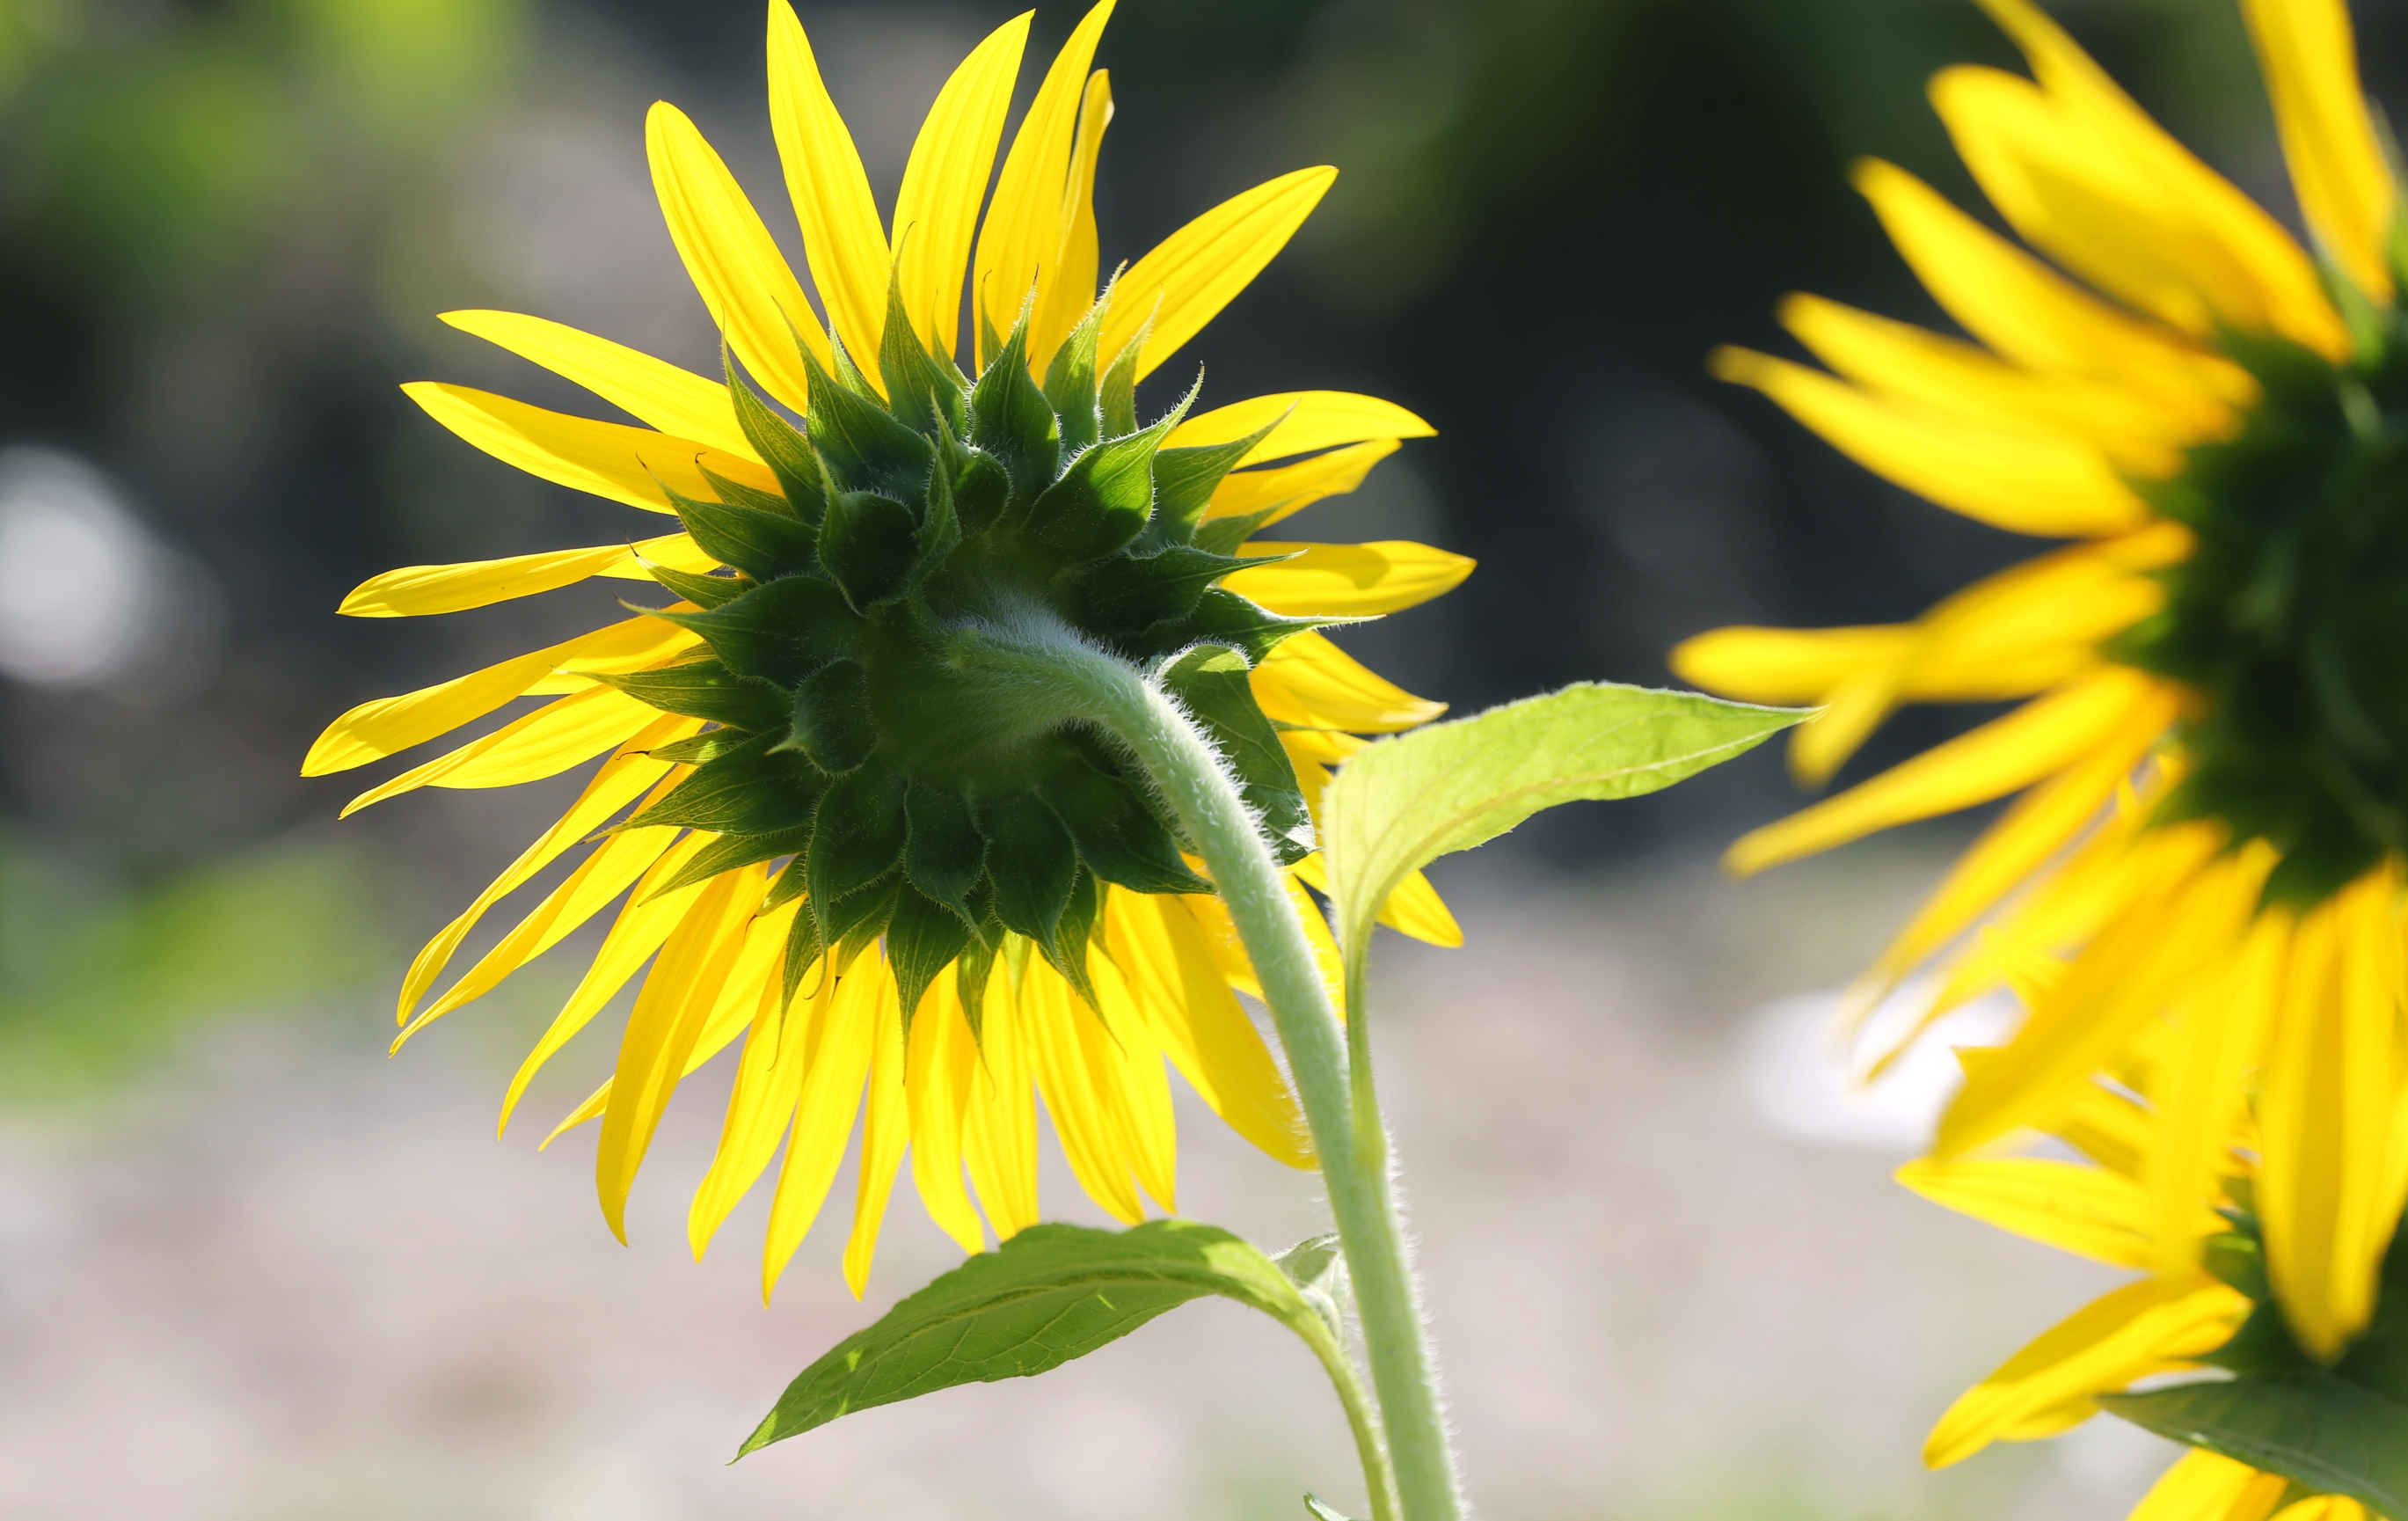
0,0 -> 2374,1069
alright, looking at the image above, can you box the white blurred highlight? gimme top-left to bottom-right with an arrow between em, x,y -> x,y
1739,984 -> 2021,1154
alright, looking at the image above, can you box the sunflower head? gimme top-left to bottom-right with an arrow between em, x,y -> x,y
609,284 -> 1324,1021
2118,321 -> 2408,907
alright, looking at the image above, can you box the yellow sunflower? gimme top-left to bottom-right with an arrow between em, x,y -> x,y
1903,1036 -> 2403,1520
305,0 -> 1470,1298
1673,0 -> 2408,1363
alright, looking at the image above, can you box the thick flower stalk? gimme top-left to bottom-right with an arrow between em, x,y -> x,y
1675,0 -> 2408,1380
305,0 -> 1471,1299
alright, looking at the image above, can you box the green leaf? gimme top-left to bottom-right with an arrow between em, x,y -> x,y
1274,1232 -> 1351,1343
2104,1376 -> 2408,1521
1319,682 -> 1806,960
739,1220 -> 1325,1455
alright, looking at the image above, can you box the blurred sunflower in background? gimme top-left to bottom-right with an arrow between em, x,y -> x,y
1675,0 -> 2408,1457
304,0 -> 1470,1298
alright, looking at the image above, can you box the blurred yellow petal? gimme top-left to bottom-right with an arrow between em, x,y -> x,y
1172,390 -> 1434,461
1224,539 -> 1473,618
1206,438 -> 1400,527
1897,1158 -> 2159,1267
972,0 -> 1115,366
1672,625 -> 1912,706
766,1 -> 888,369
1728,667 -> 2157,876
402,382 -> 780,515
2127,1448 -> 2290,1521
890,15 -> 1027,363
646,101 -> 828,411
1923,1276 -> 2249,1468
1854,158 -> 2251,423
2244,0 -> 2393,301
1712,347 -> 2149,537
438,310 -> 751,457
1102,167 -> 1336,382
2149,909 -> 2286,1275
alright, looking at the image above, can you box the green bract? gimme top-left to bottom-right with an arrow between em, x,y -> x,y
2121,324 -> 2408,907
603,288 -> 1324,1020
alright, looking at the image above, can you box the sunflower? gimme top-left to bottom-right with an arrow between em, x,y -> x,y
1901,1046 -> 2400,1521
1672,0 -> 2408,1364
305,0 -> 1471,1298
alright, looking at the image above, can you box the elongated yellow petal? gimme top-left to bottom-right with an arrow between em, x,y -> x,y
1289,851 -> 1461,950
1896,1158 -> 2157,1267
1728,667 -> 2156,875
1031,69 -> 1113,370
1171,391 -> 1434,461
646,100 -> 828,410
1781,293 -> 2190,474
907,981 -> 988,1254
1854,158 -> 2251,423
1222,539 -> 1473,618
303,613 -> 688,776
1206,438 -> 1399,527
891,14 -> 1027,363
1252,629 -> 1447,734
1938,827 -> 2258,1157
1102,167 -> 1335,382
2258,865 -> 2408,1358
1923,1276 -> 2249,1467
1932,44 -> 2346,358
962,966 -> 1041,1239
396,748 -> 675,1024
690,929 -> 823,1259
1673,625 -> 1913,706
1091,954 -> 1179,1211
2129,1451 -> 2291,1521
339,689 -> 668,817
523,614 -> 703,697
597,868 -> 760,1240
971,0 -> 1114,366
762,943 -> 882,1299
843,963 -> 912,1297
1712,347 -> 2149,537
503,832 -> 714,1133
339,534 -> 703,618
438,311 -> 752,457
2149,909 -> 2286,1275
1025,966 -> 1145,1223
2244,0 -> 2394,302
402,383 -> 780,515
766,1 -> 888,369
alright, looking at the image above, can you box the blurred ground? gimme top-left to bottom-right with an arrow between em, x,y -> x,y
0,843 -> 2180,1521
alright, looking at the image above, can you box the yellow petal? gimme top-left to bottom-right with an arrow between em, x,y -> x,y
843,965 -> 913,1297
597,868 -> 762,1240
1030,69 -> 1114,370
1091,950 -> 1179,1211
438,310 -> 751,457
970,0 -> 1114,368
402,382 -> 781,515
339,534 -> 701,618
1102,167 -> 1337,382
2125,1442 -> 2289,1521
1251,628 -> 1447,735
907,979 -> 989,1254
961,966 -> 1041,1239
1205,438 -> 1399,527
1896,1158 -> 2157,1267
1923,1276 -> 2249,1468
1853,159 -> 2251,425
1290,851 -> 1461,950
398,750 -> 677,1034
766,1 -> 888,370
1780,292 -> 2191,474
524,614 -> 703,697
690,925 -> 821,1260
1712,347 -> 2149,537
2245,0 -> 2395,301
303,614 -> 686,776
890,14 -> 1028,364
1223,539 -> 1473,618
1933,27 -> 2346,358
1672,625 -> 1914,706
2149,908 -> 2286,1276
338,689 -> 668,817
646,100 -> 828,411
2258,864 -> 2408,1359
1171,391 -> 1434,462
1727,667 -> 2158,875
1024,964 -> 1145,1224
761,943 -> 883,1299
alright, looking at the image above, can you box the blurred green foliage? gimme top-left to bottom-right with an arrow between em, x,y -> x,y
0,830 -> 393,1096
0,0 -> 523,300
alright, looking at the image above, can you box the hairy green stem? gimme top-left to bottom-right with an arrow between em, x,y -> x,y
1293,1310 -> 1402,1521
960,618 -> 1463,1521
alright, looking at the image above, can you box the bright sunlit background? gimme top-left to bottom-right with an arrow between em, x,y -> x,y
0,1 -> 2382,1517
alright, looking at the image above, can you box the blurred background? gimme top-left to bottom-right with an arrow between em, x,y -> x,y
0,0 -> 2382,1516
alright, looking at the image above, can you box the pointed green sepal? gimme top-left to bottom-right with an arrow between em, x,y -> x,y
1069,545 -> 1255,633
624,731 -> 829,835
1045,750 -> 1214,895
887,882 -> 974,1033
903,780 -> 986,925
593,658 -> 791,730
646,825 -> 814,901
724,354 -> 823,522
653,574 -> 858,688
976,792 -> 1078,955
1159,642 -> 1314,863
1042,296 -> 1106,456
784,657 -> 877,773
799,343 -> 934,503
969,316 -> 1062,517
806,762 -> 909,913
645,561 -> 755,610
663,483 -> 819,581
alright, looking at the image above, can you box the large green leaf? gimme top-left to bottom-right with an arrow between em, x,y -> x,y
1317,682 -> 1806,960
2104,1376 -> 2408,1520
739,1220 -> 1324,1455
